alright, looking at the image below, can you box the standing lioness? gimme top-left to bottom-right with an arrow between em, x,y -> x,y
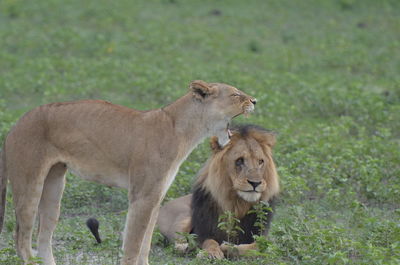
0,80 -> 256,265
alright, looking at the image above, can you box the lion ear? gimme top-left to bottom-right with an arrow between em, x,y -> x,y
265,133 -> 276,147
189,80 -> 215,100
257,132 -> 276,148
210,136 -> 222,152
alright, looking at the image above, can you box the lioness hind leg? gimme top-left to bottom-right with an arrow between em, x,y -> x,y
11,162 -> 50,263
37,163 -> 66,265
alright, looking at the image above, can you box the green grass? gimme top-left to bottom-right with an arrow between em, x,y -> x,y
1,0 -> 399,264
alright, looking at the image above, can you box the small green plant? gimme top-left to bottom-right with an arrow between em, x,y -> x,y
27,256 -> 44,264
217,211 -> 244,259
175,232 -> 198,253
248,201 -> 272,234
0,246 -> 24,265
339,0 -> 356,10
248,40 -> 261,53
217,211 -> 244,244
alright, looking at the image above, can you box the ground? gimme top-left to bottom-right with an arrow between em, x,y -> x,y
0,0 -> 399,264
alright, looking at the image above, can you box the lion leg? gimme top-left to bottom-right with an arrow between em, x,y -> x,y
37,163 -> 66,265
157,194 -> 192,251
199,239 -> 224,259
171,216 -> 192,252
121,191 -> 162,265
220,242 -> 257,256
11,162 -> 50,263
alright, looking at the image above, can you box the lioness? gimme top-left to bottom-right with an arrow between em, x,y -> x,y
0,80 -> 256,265
157,125 -> 279,259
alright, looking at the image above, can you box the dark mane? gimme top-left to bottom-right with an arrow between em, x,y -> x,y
230,124 -> 275,138
191,185 -> 276,245
191,123 -> 278,246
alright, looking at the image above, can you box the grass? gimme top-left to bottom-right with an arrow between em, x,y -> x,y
1,0 -> 399,264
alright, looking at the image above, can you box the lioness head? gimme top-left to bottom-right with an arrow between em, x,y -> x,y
196,125 -> 279,216
190,80 -> 256,147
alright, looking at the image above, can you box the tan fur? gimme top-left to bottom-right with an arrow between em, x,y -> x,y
220,241 -> 257,256
0,80 -> 256,265
200,239 -> 224,259
157,127 -> 279,258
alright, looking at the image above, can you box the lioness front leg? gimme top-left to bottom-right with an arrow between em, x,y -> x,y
137,205 -> 160,265
122,180 -> 164,265
122,199 -> 156,265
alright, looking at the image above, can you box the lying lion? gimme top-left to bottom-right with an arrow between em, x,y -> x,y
0,80 -> 256,265
157,125 -> 279,259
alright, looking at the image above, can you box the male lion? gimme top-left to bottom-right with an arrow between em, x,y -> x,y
157,125 -> 279,259
0,80 -> 256,265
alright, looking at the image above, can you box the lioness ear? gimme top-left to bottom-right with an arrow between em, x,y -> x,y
210,136 -> 222,152
190,80 -> 215,100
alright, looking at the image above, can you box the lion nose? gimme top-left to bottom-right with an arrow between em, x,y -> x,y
247,180 -> 261,189
250,98 -> 257,105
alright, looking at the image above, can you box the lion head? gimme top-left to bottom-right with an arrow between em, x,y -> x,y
195,125 -> 279,218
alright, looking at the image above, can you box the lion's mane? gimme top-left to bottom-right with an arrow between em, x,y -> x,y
191,125 -> 280,245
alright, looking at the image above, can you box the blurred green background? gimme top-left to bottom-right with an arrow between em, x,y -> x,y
0,0 -> 399,264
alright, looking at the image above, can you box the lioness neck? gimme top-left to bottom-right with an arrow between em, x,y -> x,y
162,93 -> 224,148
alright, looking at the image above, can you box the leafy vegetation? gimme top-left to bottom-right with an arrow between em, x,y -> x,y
1,0 -> 399,264
217,211 -> 244,245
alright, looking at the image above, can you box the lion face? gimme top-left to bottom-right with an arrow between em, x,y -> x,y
196,125 -> 279,218
190,81 -> 256,147
222,137 -> 269,202
203,125 -> 279,207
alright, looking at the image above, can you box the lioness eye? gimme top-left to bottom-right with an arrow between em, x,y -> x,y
231,93 -> 241,97
235,157 -> 244,167
259,159 -> 264,165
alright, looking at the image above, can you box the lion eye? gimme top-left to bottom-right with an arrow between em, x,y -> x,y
230,93 -> 241,97
235,157 -> 244,167
258,159 -> 264,165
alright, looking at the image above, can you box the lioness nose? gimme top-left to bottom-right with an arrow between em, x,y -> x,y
250,98 -> 257,105
248,180 -> 261,189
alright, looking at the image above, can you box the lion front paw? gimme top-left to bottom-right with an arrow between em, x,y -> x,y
197,246 -> 224,259
220,243 -> 240,257
174,242 -> 189,253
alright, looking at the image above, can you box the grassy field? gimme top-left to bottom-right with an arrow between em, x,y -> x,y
1,0 -> 399,264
